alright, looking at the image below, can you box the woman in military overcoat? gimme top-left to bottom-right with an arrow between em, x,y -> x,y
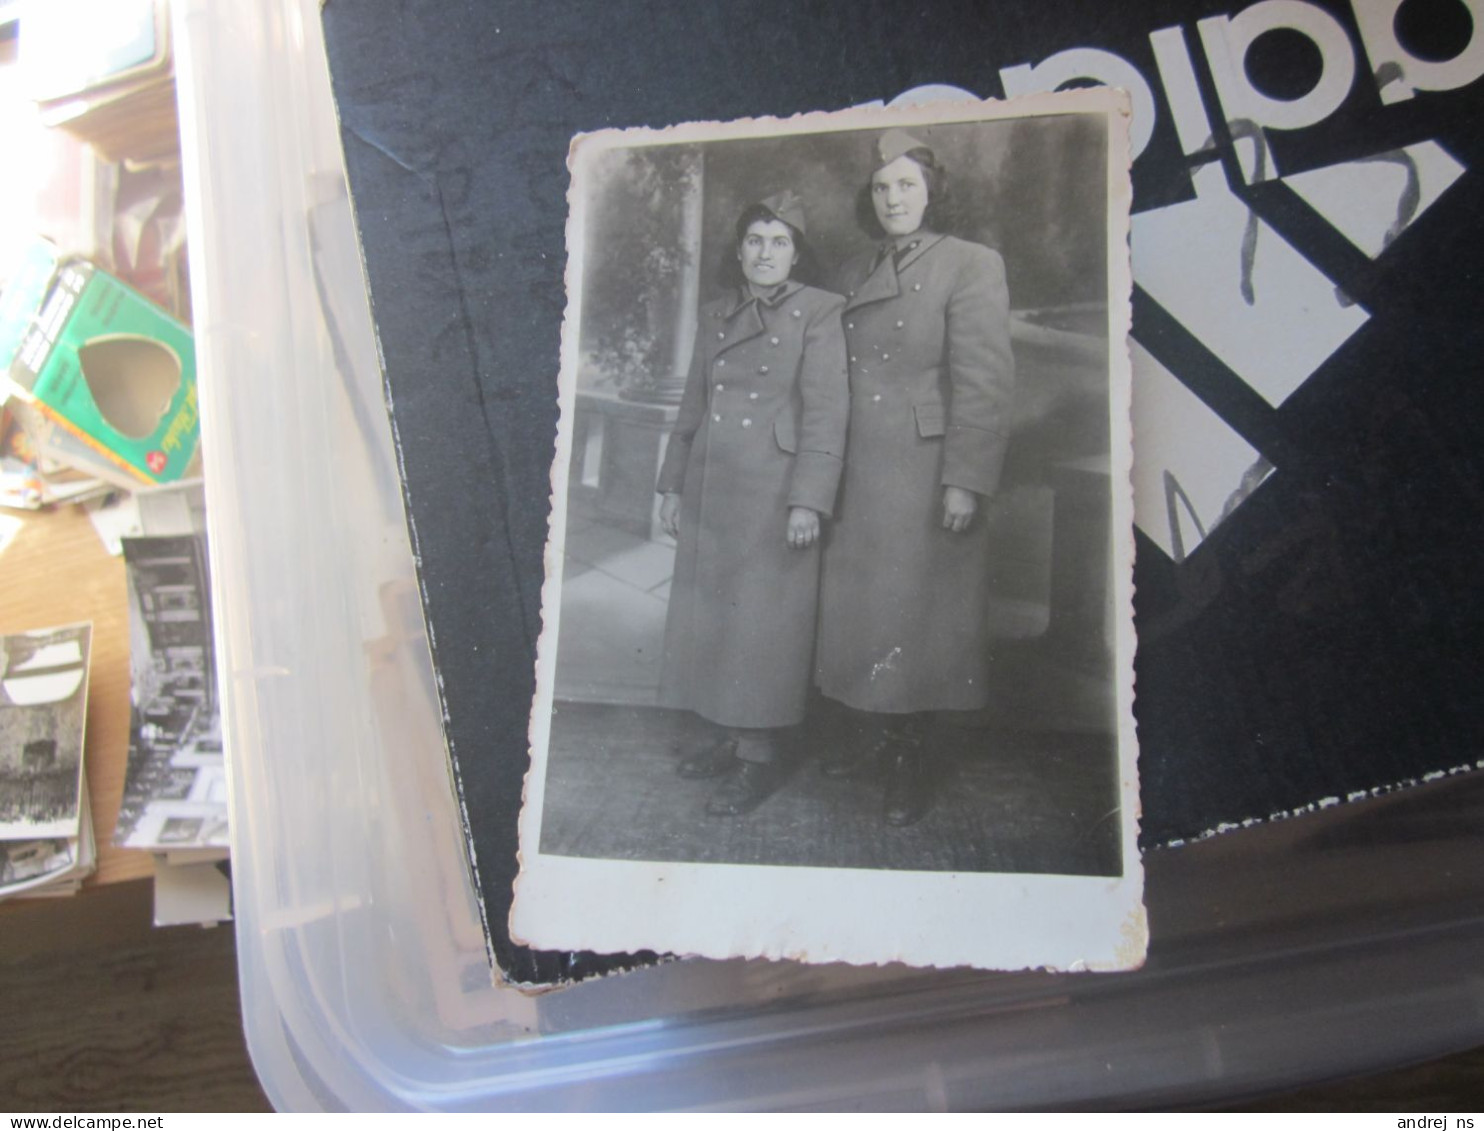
656,191 -> 849,817
815,130 -> 1016,827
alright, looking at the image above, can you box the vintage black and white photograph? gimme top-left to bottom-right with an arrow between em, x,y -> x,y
0,783 -> 95,901
0,836 -> 79,895
514,91 -> 1142,971
114,531 -> 228,855
0,622 -> 92,841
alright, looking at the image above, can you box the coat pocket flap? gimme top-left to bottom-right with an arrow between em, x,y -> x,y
913,401 -> 946,438
774,417 -> 798,453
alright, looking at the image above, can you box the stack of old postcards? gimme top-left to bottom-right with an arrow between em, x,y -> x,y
0,623 -> 97,900
109,479 -> 232,926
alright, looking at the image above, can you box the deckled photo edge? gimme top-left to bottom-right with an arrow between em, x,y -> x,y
515,136 -> 595,914
514,88 -> 1144,972
1100,89 -> 1150,968
1102,87 -> 1149,971
562,85 -> 1133,154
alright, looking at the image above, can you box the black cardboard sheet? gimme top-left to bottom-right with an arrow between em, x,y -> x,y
320,0 -> 1484,982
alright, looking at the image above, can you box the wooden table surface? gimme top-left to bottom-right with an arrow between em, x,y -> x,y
1,502 -> 153,888
0,502 -> 270,1109
2,503 -> 1481,1111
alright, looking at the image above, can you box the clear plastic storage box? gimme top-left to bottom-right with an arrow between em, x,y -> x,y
172,0 -> 1484,1110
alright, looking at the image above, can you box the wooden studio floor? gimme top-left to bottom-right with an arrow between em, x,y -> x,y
539,700 -> 1124,876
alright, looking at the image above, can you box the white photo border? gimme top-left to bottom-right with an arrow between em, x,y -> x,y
514,87 -> 1143,972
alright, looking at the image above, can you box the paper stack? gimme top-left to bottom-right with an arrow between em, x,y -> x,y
111,480 -> 231,925
0,623 -> 97,900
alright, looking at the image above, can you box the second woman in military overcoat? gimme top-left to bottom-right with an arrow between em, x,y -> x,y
815,129 -> 1017,826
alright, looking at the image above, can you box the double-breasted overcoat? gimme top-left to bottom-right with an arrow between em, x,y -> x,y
816,233 -> 1016,713
656,280 -> 849,729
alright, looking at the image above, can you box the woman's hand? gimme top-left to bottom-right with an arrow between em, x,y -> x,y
787,506 -> 821,549
942,486 -> 978,533
659,493 -> 682,538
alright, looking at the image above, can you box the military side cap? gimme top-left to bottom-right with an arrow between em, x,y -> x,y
758,189 -> 807,234
875,127 -> 931,169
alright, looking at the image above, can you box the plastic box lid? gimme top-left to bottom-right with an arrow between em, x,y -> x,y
171,0 -> 1484,1111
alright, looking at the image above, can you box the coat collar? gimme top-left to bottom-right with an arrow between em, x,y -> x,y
721,278 -> 803,320
844,233 -> 945,313
895,231 -> 944,274
714,280 -> 803,349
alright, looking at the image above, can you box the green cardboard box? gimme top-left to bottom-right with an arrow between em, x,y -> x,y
0,240 -> 197,486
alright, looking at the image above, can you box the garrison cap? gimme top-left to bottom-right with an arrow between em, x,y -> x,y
757,189 -> 807,235
874,128 -> 931,169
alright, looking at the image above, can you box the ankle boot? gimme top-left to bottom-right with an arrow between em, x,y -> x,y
676,734 -> 739,779
883,740 -> 930,827
819,709 -> 887,779
706,730 -> 783,816
705,760 -> 782,817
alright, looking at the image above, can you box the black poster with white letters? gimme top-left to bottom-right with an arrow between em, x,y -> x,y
321,0 -> 1484,982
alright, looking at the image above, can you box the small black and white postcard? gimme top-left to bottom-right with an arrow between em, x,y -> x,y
114,533 -> 227,855
0,783 -> 96,900
512,89 -> 1143,971
0,622 -> 92,841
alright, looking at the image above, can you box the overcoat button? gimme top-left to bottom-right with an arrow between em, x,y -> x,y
715,383 -> 725,392
749,392 -> 759,400
712,413 -> 721,422
717,330 -> 726,339
846,322 -> 855,330
716,358 -> 725,367
850,356 -> 857,363
872,394 -> 882,402
882,354 -> 890,361
770,336 -> 779,345
913,283 -> 922,291
742,418 -> 752,427
792,310 -> 801,318
896,320 -> 905,328
759,365 -> 769,374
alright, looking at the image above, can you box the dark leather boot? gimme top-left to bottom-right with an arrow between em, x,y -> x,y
706,731 -> 783,816
705,761 -> 783,816
676,734 -> 739,779
883,743 -> 930,827
819,713 -> 887,779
